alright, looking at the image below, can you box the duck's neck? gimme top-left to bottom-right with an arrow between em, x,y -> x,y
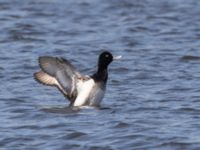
92,66 -> 108,82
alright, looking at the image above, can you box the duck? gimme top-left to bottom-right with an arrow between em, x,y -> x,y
34,51 -> 121,107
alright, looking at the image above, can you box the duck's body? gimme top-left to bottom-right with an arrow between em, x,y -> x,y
34,51 -> 114,107
73,78 -> 105,106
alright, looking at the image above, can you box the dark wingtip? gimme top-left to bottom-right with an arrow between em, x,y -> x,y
38,56 -> 47,70
37,56 -> 58,76
38,56 -> 44,64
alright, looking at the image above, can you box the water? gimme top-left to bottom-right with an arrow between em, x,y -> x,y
1,0 -> 200,149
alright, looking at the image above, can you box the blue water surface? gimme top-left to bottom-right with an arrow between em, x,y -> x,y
1,0 -> 200,149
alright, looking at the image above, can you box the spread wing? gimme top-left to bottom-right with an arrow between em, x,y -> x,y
34,56 -> 84,103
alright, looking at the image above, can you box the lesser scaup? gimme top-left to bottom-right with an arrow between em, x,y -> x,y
34,51 -> 121,107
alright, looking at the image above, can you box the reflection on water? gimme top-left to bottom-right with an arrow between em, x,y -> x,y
40,106 -> 80,114
1,0 -> 200,149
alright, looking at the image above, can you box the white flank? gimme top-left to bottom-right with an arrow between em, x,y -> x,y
89,87 -> 105,106
73,79 -> 95,106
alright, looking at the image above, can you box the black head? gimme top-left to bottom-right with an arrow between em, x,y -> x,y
92,51 -> 113,82
98,51 -> 113,70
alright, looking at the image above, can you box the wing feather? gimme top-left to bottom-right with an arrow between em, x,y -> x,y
34,71 -> 57,86
34,56 -> 84,103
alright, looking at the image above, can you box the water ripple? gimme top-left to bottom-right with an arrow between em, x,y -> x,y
1,0 -> 200,149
